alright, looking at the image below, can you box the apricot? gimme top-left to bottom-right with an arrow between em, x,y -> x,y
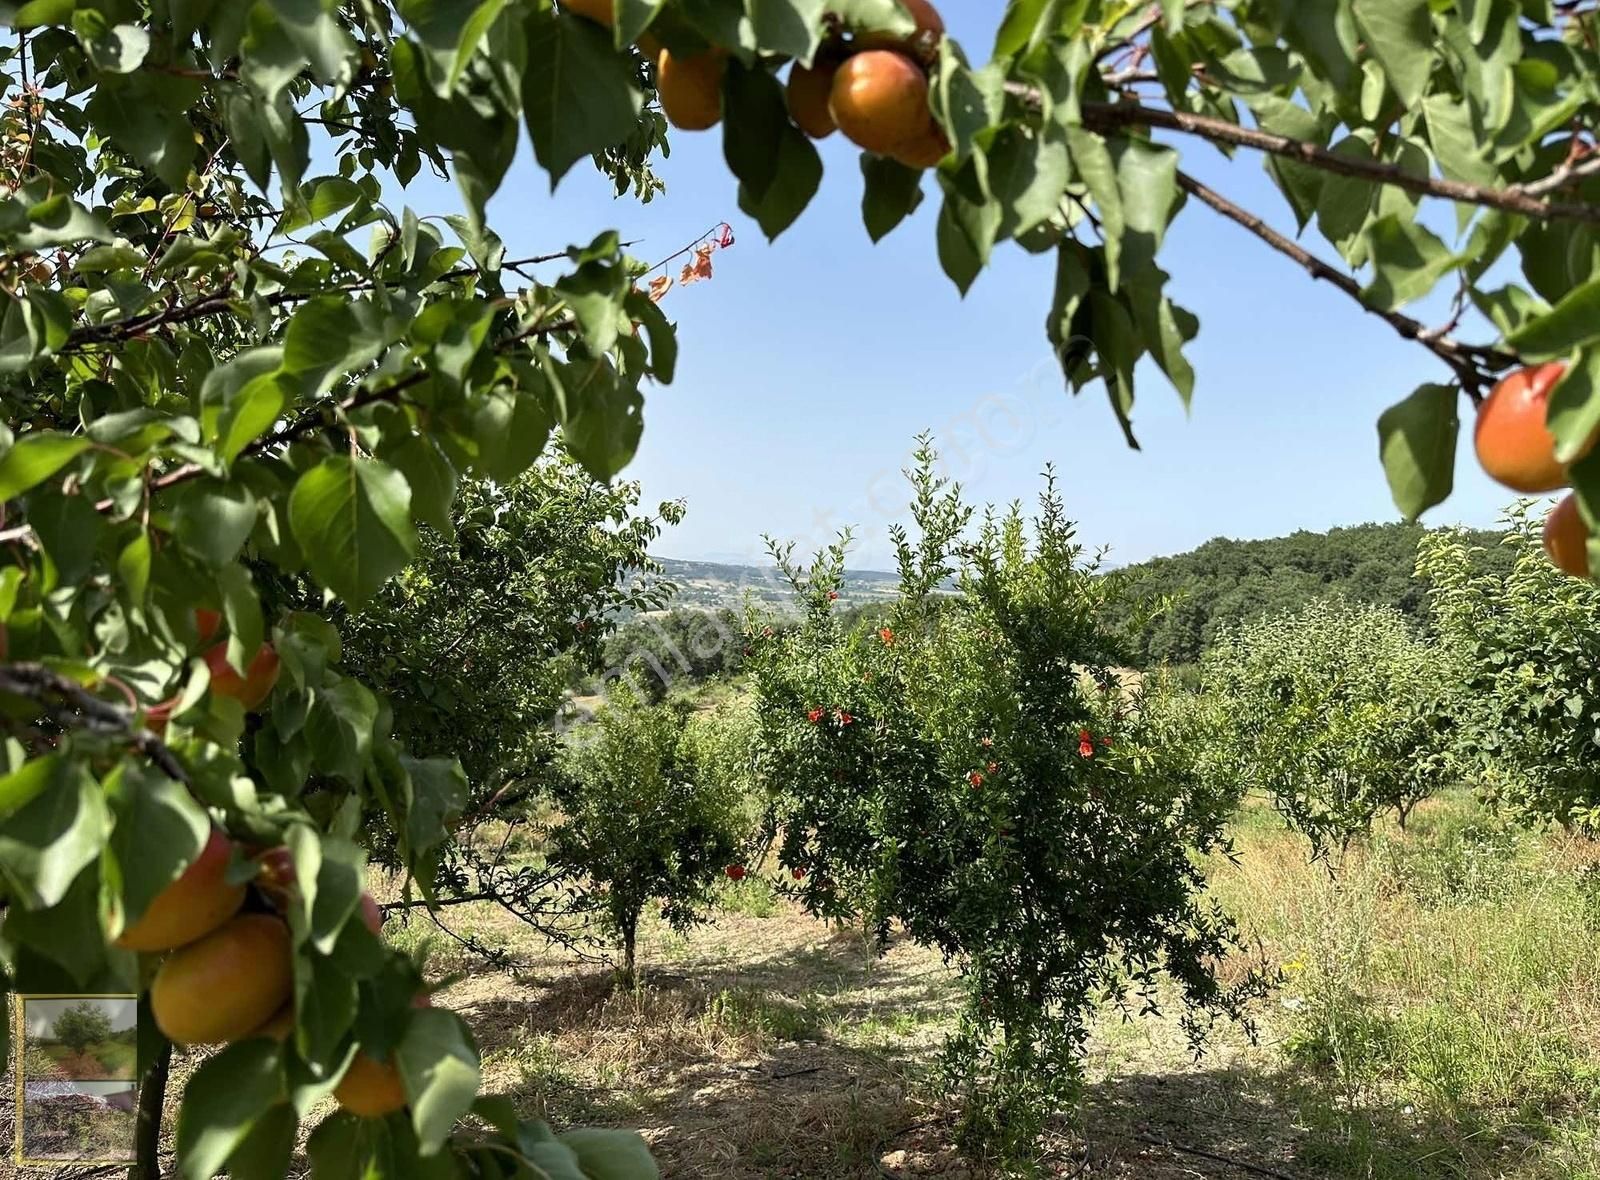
856,0 -> 944,56
248,1004 -> 295,1042
1474,362 -> 1592,493
195,608 -> 222,645
360,892 -> 384,935
1545,494 -> 1592,578
334,994 -> 432,1118
787,61 -> 838,139
205,640 -> 280,711
829,51 -> 931,156
116,827 -> 245,952
891,117 -> 950,168
151,914 -> 293,1045
657,48 -> 725,131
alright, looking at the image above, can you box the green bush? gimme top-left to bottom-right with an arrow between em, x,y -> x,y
1419,507 -> 1600,833
1200,599 -> 1460,858
551,690 -> 751,980
747,440 -> 1262,1157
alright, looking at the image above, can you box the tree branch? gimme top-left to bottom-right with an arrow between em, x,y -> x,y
1029,94 -> 1600,225
0,662 -> 190,784
1175,170 -> 1519,398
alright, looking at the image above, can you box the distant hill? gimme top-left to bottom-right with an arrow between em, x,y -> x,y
1105,521 -> 1513,667
653,556 -> 900,610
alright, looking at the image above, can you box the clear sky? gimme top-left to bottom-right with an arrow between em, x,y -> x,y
402,7 -> 1527,570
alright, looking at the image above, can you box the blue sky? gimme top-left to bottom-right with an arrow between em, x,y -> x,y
404,9 -> 1527,570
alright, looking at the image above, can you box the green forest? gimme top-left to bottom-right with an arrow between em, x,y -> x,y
1107,522 -> 1516,667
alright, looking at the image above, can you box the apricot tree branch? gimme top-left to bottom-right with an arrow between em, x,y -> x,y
0,662 -> 189,784
1015,91 -> 1600,225
1175,171 -> 1518,398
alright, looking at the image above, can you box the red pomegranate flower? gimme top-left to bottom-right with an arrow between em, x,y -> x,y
792,867 -> 807,881
968,771 -> 985,788
986,761 -> 998,774
807,707 -> 824,724
837,710 -> 854,726
827,590 -> 839,601
725,864 -> 746,881
1079,739 -> 1095,758
880,627 -> 894,646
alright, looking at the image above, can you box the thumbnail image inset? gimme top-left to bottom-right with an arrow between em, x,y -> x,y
19,1081 -> 137,1164
20,996 -> 138,1081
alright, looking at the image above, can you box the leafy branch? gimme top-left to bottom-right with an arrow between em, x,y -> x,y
1174,171 -> 1519,398
0,662 -> 189,785
1042,95 -> 1600,226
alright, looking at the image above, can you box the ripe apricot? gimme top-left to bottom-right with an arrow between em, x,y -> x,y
248,1004 -> 295,1042
830,50 -> 931,156
116,827 -> 244,952
1474,362 -> 1591,493
334,994 -> 432,1118
892,117 -> 950,168
657,48 -> 725,131
856,0 -> 944,56
1545,494 -> 1592,578
787,61 -> 838,138
194,608 -> 222,645
205,640 -> 280,711
359,892 -> 384,935
151,914 -> 293,1045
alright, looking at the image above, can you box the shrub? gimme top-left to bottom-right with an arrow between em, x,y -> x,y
747,440 -> 1262,1155
1419,505 -> 1600,833
1200,599 -> 1460,857
550,690 -> 751,980
51,1002 -> 112,1056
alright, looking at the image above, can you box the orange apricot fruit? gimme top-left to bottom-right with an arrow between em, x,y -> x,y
334,994 -> 432,1118
787,60 -> 838,138
657,48 -> 726,131
150,914 -> 293,1045
891,116 -> 950,168
116,827 -> 245,952
205,640 -> 281,711
829,50 -> 931,156
1544,493 -> 1592,578
1474,362 -> 1592,493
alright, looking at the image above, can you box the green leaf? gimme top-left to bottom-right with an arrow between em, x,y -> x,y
0,432 -> 88,502
173,482 -> 261,568
555,233 -> 632,354
1422,94 -> 1497,187
262,0 -> 356,85
522,11 -> 644,187
397,1008 -> 481,1154
0,762 -> 108,910
473,386 -> 555,481
219,563 -> 266,675
722,62 -> 790,205
289,457 -> 419,606
117,532 -> 152,603
1064,126 -> 1124,288
737,123 -> 822,241
402,0 -> 511,93
176,1040 -> 287,1180
988,126 -> 1070,243
1506,275 -> 1600,360
1351,0 -> 1433,108
561,1129 -> 661,1179
1361,214 -> 1459,311
748,0 -> 825,62
305,677 -> 380,785
105,767 -> 208,941
861,155 -> 925,242
550,358 -> 642,481
1547,346 -> 1600,464
9,192 -> 113,251
388,434 -> 459,536
936,197 -> 983,295
1377,382 -> 1458,521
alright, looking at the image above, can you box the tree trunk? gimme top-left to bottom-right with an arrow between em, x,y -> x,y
620,915 -> 638,986
131,1041 -> 170,1180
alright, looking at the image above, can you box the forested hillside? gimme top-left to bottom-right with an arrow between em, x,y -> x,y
1109,522 -> 1513,667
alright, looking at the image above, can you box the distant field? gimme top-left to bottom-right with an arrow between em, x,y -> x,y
654,557 -> 900,611
29,1039 -> 137,1081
